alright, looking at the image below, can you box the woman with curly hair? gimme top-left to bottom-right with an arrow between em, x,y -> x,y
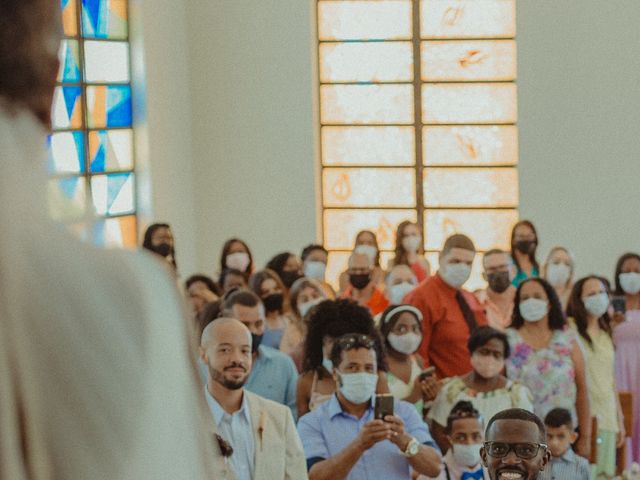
295,298 -> 389,418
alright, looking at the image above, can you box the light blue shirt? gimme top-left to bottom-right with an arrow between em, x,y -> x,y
298,394 -> 440,480
539,448 -> 592,480
205,387 -> 255,480
245,345 -> 298,419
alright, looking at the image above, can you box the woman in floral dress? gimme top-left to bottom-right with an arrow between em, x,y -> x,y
506,278 -> 592,458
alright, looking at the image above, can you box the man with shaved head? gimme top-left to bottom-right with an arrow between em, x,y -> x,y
201,318 -> 308,480
343,252 -> 390,316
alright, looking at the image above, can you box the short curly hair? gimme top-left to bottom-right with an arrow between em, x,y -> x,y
302,299 -> 386,377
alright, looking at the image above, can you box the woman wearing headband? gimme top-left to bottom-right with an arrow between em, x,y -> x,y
379,305 -> 440,416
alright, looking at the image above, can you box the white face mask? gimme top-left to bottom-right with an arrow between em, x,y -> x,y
354,244 -> 377,263
225,252 -> 250,271
546,263 -> 571,286
402,235 -> 421,254
451,443 -> 482,468
298,297 -> 323,318
387,332 -> 422,355
519,298 -> 549,322
304,261 -> 326,281
338,371 -> 378,405
620,272 -> 640,295
441,263 -> 471,288
583,292 -> 609,317
388,282 -> 416,305
322,357 -> 333,373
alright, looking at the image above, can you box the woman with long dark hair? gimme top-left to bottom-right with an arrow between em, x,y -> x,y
506,278 -> 591,457
510,220 -> 540,286
248,269 -> 292,350
218,237 -> 254,278
567,275 -> 625,477
390,220 -> 431,283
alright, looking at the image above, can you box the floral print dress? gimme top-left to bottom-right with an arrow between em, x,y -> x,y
506,327 -> 578,426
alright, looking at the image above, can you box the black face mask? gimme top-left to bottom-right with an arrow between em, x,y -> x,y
515,240 -> 536,255
262,293 -> 284,313
251,333 -> 263,353
149,242 -> 173,257
487,271 -> 512,294
349,273 -> 371,290
280,271 -> 302,289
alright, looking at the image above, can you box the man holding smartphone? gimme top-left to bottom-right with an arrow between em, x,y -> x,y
297,333 -> 441,480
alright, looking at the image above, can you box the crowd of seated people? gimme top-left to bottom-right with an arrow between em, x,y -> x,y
141,219 -> 640,480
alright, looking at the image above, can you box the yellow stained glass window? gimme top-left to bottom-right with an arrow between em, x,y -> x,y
320,42 -> 414,83
318,0 -> 413,41
322,126 -> 415,166
420,0 -> 515,39
423,126 -> 518,166
424,209 -> 518,251
422,84 -> 517,124
323,168 -> 416,208
317,0 -> 518,289
321,84 -> 414,125
423,168 -> 518,208
323,209 -> 417,251
421,40 -> 516,81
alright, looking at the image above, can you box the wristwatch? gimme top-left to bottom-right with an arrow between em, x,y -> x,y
402,437 -> 420,457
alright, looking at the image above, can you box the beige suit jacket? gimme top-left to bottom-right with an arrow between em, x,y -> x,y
245,391 -> 309,480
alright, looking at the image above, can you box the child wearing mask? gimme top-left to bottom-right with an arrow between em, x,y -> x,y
419,401 -> 488,479
540,408 -> 592,479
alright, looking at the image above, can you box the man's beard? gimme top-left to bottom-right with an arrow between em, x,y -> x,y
211,363 -> 248,390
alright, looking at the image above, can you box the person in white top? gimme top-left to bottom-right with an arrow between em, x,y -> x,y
0,2 -> 228,478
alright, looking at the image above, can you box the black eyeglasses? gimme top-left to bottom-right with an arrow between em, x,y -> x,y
336,333 -> 376,350
483,442 -> 547,460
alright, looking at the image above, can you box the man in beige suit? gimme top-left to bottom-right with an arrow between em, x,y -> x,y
201,318 -> 308,480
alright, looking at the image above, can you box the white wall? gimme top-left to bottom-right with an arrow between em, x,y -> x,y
138,0 -> 199,275
517,1 -> 640,281
141,0 -> 640,282
184,0 -> 318,275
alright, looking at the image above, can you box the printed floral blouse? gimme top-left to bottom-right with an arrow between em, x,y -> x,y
506,327 -> 578,426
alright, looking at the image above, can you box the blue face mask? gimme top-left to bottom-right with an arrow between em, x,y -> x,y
322,357 -> 333,373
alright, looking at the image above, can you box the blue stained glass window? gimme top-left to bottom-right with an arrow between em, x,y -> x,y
51,0 -> 137,248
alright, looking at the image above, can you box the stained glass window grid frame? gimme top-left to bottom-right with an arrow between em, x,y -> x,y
53,0 -> 138,246
316,0 -> 518,287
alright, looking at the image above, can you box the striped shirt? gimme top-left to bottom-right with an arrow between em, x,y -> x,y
540,448 -> 592,480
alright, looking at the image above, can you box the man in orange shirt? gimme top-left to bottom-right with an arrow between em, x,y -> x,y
342,252 -> 390,316
403,234 -> 487,378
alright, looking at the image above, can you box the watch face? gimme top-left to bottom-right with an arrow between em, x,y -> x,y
408,441 -> 419,455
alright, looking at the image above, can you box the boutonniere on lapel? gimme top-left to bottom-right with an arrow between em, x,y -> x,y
258,411 -> 266,450
215,434 -> 234,459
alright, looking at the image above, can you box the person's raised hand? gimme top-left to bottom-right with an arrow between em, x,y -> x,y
358,420 -> 393,451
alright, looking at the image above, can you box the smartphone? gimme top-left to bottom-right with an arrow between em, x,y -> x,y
418,366 -> 436,381
612,296 -> 626,314
374,394 -> 394,420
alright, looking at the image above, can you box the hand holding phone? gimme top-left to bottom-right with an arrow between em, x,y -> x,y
418,366 -> 436,381
612,296 -> 626,314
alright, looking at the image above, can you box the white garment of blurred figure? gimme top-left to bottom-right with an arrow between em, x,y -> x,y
0,107 -> 233,478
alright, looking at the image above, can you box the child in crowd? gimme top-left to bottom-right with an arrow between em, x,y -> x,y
420,401 -> 488,480
541,408 -> 592,480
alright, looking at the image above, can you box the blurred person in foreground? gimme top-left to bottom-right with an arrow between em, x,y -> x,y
0,2 -> 226,478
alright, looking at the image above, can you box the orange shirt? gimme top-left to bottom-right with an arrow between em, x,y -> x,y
343,285 -> 390,317
403,273 -> 487,379
474,287 -> 515,331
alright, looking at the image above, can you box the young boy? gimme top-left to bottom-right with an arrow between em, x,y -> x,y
541,408 -> 592,480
